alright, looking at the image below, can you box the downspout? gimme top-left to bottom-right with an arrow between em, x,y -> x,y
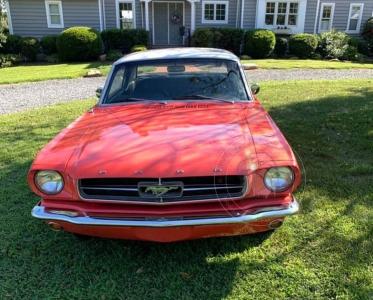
254,0 -> 258,28
98,0 -> 103,31
4,0 -> 13,35
240,0 -> 245,29
313,0 -> 321,34
235,0 -> 239,28
102,0 -> 106,30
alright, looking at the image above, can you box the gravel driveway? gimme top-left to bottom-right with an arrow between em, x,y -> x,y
1,69 -> 373,116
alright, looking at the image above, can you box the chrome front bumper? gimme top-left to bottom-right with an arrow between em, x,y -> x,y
31,198 -> 299,228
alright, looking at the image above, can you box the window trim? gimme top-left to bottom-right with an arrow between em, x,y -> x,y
45,0 -> 64,29
116,0 -> 136,29
318,3 -> 335,33
346,3 -> 364,34
257,0 -> 307,34
264,1 -> 299,27
202,1 -> 229,24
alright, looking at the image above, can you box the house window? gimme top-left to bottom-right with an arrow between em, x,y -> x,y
202,1 -> 229,24
265,2 -> 298,26
45,1 -> 64,28
347,3 -> 364,33
118,1 -> 134,29
318,3 -> 334,32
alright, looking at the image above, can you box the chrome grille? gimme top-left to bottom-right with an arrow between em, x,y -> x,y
78,176 -> 247,203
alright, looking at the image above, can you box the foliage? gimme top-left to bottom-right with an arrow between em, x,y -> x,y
243,29 -> 276,58
40,35 -> 58,55
192,27 -> 244,55
0,6 -> 7,48
46,53 -> 60,63
274,37 -> 288,57
56,27 -> 102,62
288,33 -> 318,58
101,28 -> 149,53
105,49 -> 123,62
0,53 -> 20,68
192,28 -> 213,47
20,37 -> 40,61
316,29 -> 349,59
340,46 -> 366,61
130,45 -> 147,53
0,34 -> 22,54
362,17 -> 373,41
100,28 -> 123,51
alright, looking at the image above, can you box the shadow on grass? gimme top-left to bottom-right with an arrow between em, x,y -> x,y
1,85 -> 373,299
265,85 -> 373,298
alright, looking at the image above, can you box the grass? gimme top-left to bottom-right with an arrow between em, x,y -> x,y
1,58 -> 373,85
1,79 -> 373,299
0,62 -> 112,84
243,58 -> 373,69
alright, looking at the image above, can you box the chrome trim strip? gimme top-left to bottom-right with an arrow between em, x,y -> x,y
31,197 -> 299,228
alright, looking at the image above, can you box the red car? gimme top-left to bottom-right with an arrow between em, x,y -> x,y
29,48 -> 300,242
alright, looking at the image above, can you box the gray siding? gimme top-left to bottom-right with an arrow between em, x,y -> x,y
242,0 -> 257,30
304,0 -> 318,33
9,0 -> 100,39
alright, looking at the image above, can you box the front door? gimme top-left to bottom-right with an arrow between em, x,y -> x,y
153,2 -> 184,45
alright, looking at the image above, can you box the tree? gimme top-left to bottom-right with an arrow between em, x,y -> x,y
0,0 -> 7,48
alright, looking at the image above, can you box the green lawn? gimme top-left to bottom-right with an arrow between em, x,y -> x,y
0,62 -> 112,84
1,58 -> 372,85
1,79 -> 373,299
244,58 -> 373,69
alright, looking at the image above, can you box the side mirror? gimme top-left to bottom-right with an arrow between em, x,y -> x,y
96,87 -> 103,98
250,83 -> 260,95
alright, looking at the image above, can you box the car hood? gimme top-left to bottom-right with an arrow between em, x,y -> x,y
31,102 -> 296,178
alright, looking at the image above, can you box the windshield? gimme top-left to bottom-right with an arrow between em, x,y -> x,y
101,58 -> 249,104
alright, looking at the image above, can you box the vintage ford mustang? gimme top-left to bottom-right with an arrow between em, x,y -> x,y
29,48 -> 300,242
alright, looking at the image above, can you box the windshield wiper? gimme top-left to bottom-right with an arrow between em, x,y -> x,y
173,95 -> 234,104
110,98 -> 168,104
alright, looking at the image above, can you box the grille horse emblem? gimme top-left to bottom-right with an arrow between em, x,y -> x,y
145,186 -> 178,197
138,181 -> 184,201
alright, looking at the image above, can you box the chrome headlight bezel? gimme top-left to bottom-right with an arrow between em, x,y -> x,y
34,170 -> 64,195
264,167 -> 295,193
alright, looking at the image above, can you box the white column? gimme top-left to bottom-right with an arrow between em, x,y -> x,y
140,0 -> 152,31
187,0 -> 200,34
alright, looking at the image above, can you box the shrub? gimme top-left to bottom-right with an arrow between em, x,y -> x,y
0,53 -> 21,68
101,28 -> 149,53
0,34 -> 22,54
362,17 -> 373,41
243,29 -> 275,58
130,45 -> 147,53
192,28 -> 213,47
316,29 -> 349,59
40,35 -> 58,55
105,49 -> 123,61
192,28 -> 244,55
288,33 -> 318,58
20,37 -> 40,61
340,46 -> 366,61
274,38 -> 288,57
101,28 -> 123,51
46,53 -> 60,63
57,27 -> 102,62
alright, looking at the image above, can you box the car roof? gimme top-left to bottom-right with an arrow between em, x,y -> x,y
114,47 -> 240,65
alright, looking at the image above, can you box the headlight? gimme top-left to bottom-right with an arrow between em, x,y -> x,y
34,170 -> 64,195
264,167 -> 294,192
